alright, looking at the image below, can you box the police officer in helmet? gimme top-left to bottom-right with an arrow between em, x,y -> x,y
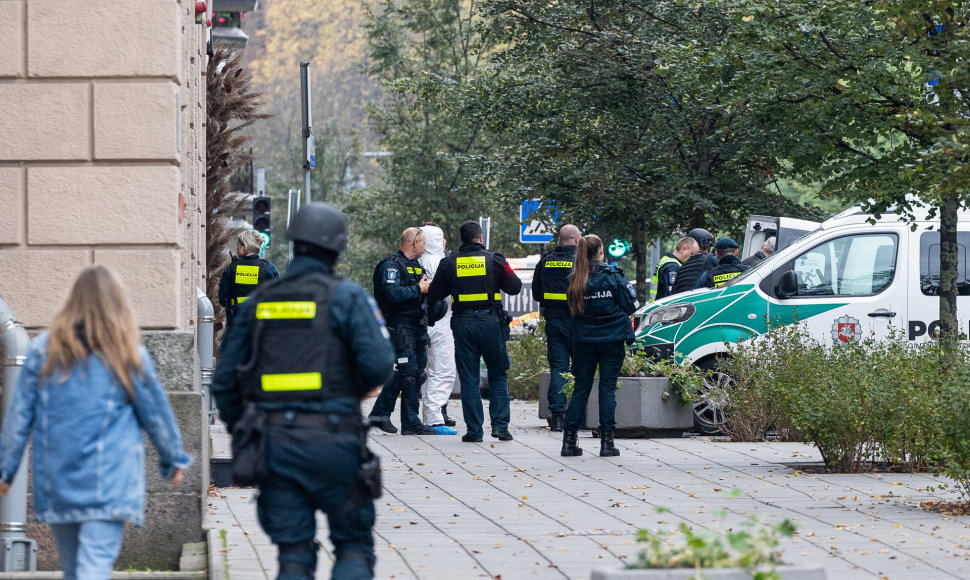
532,224 -> 581,432
428,221 -> 522,442
211,202 -> 395,580
670,228 -> 715,294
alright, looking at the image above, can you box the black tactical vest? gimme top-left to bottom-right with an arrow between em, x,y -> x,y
671,253 -> 709,294
450,249 -> 502,313
707,257 -> 750,288
241,272 -> 362,403
228,258 -> 272,307
536,246 -> 576,318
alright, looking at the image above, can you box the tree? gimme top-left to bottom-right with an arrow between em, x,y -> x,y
353,0 -> 524,264
455,0 -> 823,299
724,0 -> 970,358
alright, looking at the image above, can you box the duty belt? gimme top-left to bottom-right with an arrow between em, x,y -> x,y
265,411 -> 360,434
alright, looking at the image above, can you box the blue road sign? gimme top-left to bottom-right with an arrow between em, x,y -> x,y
520,199 -> 556,243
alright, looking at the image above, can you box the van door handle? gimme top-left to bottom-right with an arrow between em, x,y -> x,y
868,310 -> 896,318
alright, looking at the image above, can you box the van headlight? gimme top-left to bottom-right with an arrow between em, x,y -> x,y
645,303 -> 695,327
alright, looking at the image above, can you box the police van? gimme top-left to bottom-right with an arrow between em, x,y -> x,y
634,202 -> 966,433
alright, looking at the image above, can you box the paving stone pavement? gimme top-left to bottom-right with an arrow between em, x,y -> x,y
205,400 -> 970,580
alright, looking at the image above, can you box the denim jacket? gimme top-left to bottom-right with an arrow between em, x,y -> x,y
0,333 -> 193,526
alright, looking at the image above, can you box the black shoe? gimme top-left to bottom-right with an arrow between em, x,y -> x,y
462,434 -> 483,442
561,428 -> 583,457
369,415 -> 398,434
491,429 -> 514,441
401,425 -> 436,435
599,429 -> 620,457
548,412 -> 564,432
441,405 -> 457,427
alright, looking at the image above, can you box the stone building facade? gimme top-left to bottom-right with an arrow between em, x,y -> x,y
0,0 -> 208,571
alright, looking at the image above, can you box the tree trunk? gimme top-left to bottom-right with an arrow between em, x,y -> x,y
939,194 -> 960,372
634,216 -> 647,304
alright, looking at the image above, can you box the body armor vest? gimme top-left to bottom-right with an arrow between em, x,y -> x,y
650,255 -> 681,301
241,272 -> 362,403
671,253 -> 708,294
228,258 -> 272,307
536,246 -> 575,318
707,258 -> 749,288
450,249 -> 502,313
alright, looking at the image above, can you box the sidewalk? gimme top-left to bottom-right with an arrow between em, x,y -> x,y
205,400 -> 970,580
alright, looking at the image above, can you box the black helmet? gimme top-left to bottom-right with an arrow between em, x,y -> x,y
687,227 -> 714,248
284,202 -> 348,253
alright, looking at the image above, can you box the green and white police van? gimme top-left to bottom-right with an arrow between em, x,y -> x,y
634,203 -> 964,433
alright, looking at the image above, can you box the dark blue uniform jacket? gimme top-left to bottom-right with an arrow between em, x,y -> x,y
570,263 -> 639,344
375,250 -> 425,321
211,256 -> 395,431
428,242 -> 523,305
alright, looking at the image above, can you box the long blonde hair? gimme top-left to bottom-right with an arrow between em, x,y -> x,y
567,234 -> 603,316
42,266 -> 143,399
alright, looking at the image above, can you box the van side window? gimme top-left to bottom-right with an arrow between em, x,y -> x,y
790,233 -> 898,297
919,233 -> 970,295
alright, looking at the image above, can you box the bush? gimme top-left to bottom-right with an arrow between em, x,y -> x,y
629,490 -> 796,578
507,319 -> 547,400
723,324 -> 943,472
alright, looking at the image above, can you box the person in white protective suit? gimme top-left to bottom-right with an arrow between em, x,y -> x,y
419,223 -> 458,428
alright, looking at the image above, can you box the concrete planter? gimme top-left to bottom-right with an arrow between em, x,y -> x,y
590,565 -> 827,579
539,373 -> 692,436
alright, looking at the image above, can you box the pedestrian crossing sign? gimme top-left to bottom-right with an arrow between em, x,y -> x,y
520,199 -> 556,244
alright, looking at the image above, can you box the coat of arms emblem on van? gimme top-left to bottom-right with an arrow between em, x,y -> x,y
832,315 -> 862,344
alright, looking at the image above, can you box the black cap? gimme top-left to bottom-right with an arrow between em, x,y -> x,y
714,237 -> 739,251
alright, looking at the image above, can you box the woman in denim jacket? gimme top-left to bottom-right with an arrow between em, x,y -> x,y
0,266 -> 193,579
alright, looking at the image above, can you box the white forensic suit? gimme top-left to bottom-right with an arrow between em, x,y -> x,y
419,225 -> 457,426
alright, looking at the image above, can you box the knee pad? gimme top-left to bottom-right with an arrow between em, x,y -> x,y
277,540 -> 318,579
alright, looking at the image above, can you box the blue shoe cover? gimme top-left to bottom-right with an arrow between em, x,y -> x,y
431,425 -> 458,435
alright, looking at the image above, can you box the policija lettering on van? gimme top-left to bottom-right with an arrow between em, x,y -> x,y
908,320 -> 956,340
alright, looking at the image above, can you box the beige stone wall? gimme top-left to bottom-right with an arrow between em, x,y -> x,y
0,0 -> 206,330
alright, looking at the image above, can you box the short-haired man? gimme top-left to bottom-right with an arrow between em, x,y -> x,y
671,228 -> 716,294
742,236 -> 776,267
428,221 -> 522,442
369,228 -> 456,435
694,238 -> 751,289
650,236 -> 699,302
532,224 -> 581,431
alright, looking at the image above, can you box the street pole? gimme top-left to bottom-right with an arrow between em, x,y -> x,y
300,62 -> 314,205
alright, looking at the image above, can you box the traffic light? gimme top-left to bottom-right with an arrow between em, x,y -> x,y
607,238 -> 631,258
253,196 -> 271,236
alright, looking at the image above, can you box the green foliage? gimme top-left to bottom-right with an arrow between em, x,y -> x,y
629,490 -> 796,578
554,350 -> 698,407
723,326 -> 943,472
932,359 -> 970,500
507,319 -> 548,400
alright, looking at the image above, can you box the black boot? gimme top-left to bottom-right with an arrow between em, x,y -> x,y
599,429 -> 620,457
441,404 -> 457,427
548,412 -> 564,432
561,428 -> 583,456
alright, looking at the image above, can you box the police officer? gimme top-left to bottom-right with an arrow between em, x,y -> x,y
649,236 -> 699,302
561,234 -> 639,458
428,220 -> 522,442
670,228 -> 715,294
694,237 -> 751,289
218,230 -> 280,327
211,203 -> 395,580
532,224 -> 580,432
369,228 -> 455,436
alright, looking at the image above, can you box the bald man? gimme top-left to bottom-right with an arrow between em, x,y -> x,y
369,228 -> 456,436
532,224 -> 581,431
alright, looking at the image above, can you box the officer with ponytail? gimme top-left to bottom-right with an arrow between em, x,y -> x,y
212,203 -> 395,580
561,234 -> 639,458
218,230 -> 279,327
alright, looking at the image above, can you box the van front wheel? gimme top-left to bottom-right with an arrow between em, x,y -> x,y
691,357 -> 732,435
